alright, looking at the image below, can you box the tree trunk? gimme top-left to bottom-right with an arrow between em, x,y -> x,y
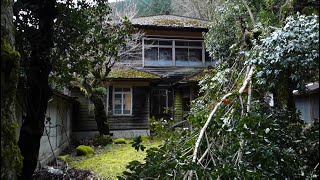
90,93 -> 110,135
1,0 -> 23,179
16,0 -> 56,179
17,56 -> 52,179
286,65 -> 297,122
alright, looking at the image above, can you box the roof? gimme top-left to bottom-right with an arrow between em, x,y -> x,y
52,90 -> 77,101
293,82 -> 319,95
178,67 -> 214,83
131,14 -> 209,29
107,66 -> 161,79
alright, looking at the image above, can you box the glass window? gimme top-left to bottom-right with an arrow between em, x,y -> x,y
113,87 -> 132,115
144,40 -> 158,45
159,48 -> 172,66
144,47 -> 158,66
176,48 -> 189,66
159,40 -> 172,45
151,89 -> 168,116
189,49 -> 202,66
189,41 -> 202,47
145,47 -> 158,61
144,38 -> 206,67
176,41 -> 189,46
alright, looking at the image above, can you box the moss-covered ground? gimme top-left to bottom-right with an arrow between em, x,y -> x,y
66,138 -> 162,179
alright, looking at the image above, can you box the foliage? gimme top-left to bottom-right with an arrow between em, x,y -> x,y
131,136 -> 146,151
92,134 -> 112,147
50,0 -> 134,135
92,87 -> 108,97
122,1 -> 319,179
149,116 -> 176,139
247,14 -> 319,92
124,105 -> 319,178
51,0 -> 132,88
114,138 -> 127,144
76,145 -> 94,156
123,129 -> 196,179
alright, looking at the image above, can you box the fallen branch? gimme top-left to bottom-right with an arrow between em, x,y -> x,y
239,65 -> 255,94
187,65 -> 256,179
188,92 -> 233,179
246,79 -> 252,114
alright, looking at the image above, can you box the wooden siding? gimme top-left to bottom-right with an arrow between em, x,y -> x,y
174,89 -> 183,122
108,86 -> 150,130
16,92 -> 74,168
71,86 -> 150,131
70,88 -> 97,131
295,93 -> 319,123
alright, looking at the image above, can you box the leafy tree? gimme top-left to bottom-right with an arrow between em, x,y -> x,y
13,0 -> 132,177
113,0 -> 171,17
247,14 -> 319,120
50,0 -> 134,135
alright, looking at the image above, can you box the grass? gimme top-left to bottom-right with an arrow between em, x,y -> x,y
66,138 -> 162,179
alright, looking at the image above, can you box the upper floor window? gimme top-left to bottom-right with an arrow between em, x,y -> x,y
143,38 -> 214,67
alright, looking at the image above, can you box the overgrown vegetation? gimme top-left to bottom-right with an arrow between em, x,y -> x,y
122,0 -> 319,179
66,138 -> 162,179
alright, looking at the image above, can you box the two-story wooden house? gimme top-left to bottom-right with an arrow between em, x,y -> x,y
71,14 -> 214,138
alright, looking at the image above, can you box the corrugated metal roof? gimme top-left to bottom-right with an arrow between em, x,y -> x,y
131,14 -> 209,28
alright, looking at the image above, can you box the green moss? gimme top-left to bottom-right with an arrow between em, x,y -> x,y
58,155 -> 70,162
76,145 -> 94,156
108,67 -> 160,79
140,136 -> 149,142
153,19 -> 205,27
1,40 -> 23,179
68,139 -> 162,179
1,121 -> 23,178
113,138 -> 126,144
1,40 -> 20,66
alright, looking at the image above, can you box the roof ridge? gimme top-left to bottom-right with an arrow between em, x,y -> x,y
133,14 -> 209,22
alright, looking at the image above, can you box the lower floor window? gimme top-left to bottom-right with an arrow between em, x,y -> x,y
113,87 -> 132,115
151,89 -> 168,116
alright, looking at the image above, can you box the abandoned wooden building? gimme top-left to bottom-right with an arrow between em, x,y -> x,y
70,14 -> 213,138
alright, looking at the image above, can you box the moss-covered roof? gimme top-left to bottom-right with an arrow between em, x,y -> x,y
107,66 -> 161,79
182,68 -> 209,82
131,15 -> 209,28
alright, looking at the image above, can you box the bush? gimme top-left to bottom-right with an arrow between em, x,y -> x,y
57,155 -> 70,162
76,145 -> 94,156
113,138 -> 126,144
92,134 -> 112,146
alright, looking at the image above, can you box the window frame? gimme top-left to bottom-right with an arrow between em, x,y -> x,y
142,37 -> 208,67
112,86 -> 133,116
151,89 -> 169,115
